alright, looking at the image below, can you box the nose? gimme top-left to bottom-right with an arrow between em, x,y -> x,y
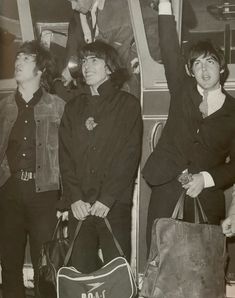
83,59 -> 91,70
15,56 -> 24,66
201,62 -> 207,72
15,59 -> 21,68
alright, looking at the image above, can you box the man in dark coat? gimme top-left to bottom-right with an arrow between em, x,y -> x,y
143,0 -> 235,252
59,40 -> 142,273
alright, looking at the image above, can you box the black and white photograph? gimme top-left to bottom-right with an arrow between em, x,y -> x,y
0,0 -> 235,297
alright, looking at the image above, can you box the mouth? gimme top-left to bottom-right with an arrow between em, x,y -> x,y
85,73 -> 94,79
202,76 -> 210,81
15,67 -> 22,73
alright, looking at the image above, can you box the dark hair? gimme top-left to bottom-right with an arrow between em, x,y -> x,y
78,40 -> 130,88
187,39 -> 228,84
16,40 -> 58,92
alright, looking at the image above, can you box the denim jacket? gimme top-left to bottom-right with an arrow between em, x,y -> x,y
0,89 -> 65,192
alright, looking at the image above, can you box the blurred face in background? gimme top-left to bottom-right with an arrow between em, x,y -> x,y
68,0 -> 94,14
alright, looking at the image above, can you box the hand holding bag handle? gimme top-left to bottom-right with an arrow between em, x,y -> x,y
63,217 -> 125,267
172,189 -> 209,223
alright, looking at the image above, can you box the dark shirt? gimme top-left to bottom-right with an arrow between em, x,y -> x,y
59,80 -> 143,209
6,88 -> 42,173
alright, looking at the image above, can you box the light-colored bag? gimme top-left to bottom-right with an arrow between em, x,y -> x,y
140,191 -> 227,298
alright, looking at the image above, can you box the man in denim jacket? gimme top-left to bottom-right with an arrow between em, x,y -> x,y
0,40 -> 65,298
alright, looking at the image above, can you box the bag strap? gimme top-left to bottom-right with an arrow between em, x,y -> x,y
172,190 -> 186,220
194,197 -> 208,223
63,220 -> 83,266
172,190 -> 209,224
52,217 -> 64,240
104,217 -> 125,257
63,217 -> 125,266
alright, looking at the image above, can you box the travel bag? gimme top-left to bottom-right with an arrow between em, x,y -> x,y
38,217 -> 82,298
57,217 -> 138,298
140,191 -> 227,298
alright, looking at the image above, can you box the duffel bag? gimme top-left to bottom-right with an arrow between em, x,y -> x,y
140,191 -> 227,298
57,217 -> 138,298
38,217 -> 82,298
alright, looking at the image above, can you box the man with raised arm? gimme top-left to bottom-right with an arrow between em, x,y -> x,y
143,0 -> 235,252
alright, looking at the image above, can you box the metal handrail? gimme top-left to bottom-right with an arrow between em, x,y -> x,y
207,2 -> 235,20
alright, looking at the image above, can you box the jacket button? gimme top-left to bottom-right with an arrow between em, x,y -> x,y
90,169 -> 95,174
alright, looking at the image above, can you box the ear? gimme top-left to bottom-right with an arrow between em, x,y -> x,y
185,64 -> 194,77
36,69 -> 43,77
105,65 -> 112,75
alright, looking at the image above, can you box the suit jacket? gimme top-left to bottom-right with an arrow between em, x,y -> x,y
143,15 -> 235,195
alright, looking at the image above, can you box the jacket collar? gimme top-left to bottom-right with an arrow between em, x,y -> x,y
189,80 -> 233,119
79,80 -> 118,101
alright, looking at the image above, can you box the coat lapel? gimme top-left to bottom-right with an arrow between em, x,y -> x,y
207,92 -> 233,120
188,82 -> 203,120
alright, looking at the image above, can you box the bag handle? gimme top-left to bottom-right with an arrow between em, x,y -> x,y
52,217 -> 64,240
104,217 -> 125,257
63,220 -> 83,266
63,217 -> 125,266
172,190 -> 185,220
172,190 -> 209,223
194,196 -> 208,223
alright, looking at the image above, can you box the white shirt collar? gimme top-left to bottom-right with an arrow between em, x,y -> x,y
197,85 -> 225,116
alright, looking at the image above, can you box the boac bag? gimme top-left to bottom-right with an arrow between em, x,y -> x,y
57,218 -> 137,298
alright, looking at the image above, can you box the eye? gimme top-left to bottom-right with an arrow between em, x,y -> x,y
208,59 -> 215,64
193,60 -> 200,67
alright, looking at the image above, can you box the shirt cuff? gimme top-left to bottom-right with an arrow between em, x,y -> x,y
159,2 -> 172,15
200,171 -> 215,188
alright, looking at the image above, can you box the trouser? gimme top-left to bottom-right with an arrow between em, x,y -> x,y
0,177 -> 59,298
69,202 -> 132,274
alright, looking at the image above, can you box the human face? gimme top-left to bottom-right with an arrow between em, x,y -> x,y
14,53 -> 41,84
191,54 -> 223,91
81,55 -> 111,92
68,0 -> 93,14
